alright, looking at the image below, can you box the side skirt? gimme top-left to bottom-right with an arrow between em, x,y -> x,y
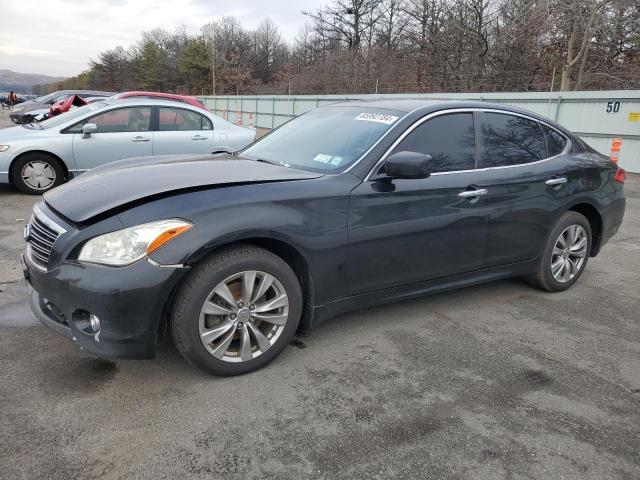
306,258 -> 539,330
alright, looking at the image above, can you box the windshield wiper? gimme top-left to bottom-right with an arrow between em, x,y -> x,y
253,158 -> 289,168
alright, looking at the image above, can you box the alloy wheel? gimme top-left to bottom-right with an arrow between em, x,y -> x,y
21,160 -> 56,190
198,270 -> 289,363
550,224 -> 588,283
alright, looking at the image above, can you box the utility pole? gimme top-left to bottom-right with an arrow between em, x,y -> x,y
211,36 -> 216,96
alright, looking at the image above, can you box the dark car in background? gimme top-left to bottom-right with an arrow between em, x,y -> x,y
9,90 -> 114,124
22,100 -> 626,376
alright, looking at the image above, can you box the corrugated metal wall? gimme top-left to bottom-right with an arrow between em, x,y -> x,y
201,91 -> 640,172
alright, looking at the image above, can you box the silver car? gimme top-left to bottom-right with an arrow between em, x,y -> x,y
0,99 -> 256,194
9,90 -> 115,124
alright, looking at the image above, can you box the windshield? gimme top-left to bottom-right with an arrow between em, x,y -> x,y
34,92 -> 64,103
36,102 -> 107,129
241,106 -> 403,173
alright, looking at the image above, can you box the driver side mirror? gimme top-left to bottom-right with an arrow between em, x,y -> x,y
384,151 -> 432,179
81,123 -> 98,136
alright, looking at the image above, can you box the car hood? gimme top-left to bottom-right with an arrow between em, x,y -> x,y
0,125 -> 43,142
11,101 -> 44,114
44,154 -> 323,223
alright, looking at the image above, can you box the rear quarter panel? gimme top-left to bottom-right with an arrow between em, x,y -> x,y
564,151 -> 625,249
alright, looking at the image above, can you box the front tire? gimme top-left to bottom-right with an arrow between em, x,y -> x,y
11,153 -> 65,194
529,211 -> 592,292
170,245 -> 302,376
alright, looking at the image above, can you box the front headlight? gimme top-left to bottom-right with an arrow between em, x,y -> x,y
0,145 -> 8,152
78,219 -> 192,266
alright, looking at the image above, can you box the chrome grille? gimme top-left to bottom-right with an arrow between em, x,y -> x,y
25,205 -> 65,270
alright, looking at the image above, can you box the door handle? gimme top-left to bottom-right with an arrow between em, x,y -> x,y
131,136 -> 150,142
191,135 -> 208,140
458,188 -> 488,198
545,177 -> 567,186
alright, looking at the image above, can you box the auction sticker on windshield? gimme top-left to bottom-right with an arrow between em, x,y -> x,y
355,113 -> 399,125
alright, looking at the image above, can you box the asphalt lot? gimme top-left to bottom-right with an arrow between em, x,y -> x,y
1,109 -> 639,479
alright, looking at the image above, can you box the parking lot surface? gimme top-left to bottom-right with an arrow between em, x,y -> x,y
1,151 -> 639,477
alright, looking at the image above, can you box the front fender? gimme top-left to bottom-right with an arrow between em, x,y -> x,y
8,138 -> 77,176
114,178 -> 355,305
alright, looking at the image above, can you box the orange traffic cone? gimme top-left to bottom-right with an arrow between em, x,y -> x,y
610,137 -> 622,163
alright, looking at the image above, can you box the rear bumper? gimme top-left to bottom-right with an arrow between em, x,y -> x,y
23,253 -> 188,359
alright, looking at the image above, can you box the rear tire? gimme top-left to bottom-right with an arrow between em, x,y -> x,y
170,245 -> 302,376
528,211 -> 592,292
11,153 -> 65,194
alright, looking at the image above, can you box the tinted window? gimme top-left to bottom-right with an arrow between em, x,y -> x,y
390,113 -> 476,173
479,113 -> 546,167
541,124 -> 567,157
88,107 -> 151,133
158,107 -> 211,131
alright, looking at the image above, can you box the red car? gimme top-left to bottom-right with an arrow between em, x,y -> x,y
49,94 -> 89,116
112,91 -> 207,110
48,94 -> 108,118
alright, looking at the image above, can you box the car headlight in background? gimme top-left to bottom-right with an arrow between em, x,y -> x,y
78,219 -> 192,266
0,145 -> 9,152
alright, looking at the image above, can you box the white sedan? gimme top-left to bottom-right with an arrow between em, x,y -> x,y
0,99 -> 255,194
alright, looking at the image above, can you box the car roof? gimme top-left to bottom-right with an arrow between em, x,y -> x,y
117,91 -> 196,99
48,90 -> 115,96
328,98 -> 559,126
98,98 -> 210,110
329,99 -> 443,112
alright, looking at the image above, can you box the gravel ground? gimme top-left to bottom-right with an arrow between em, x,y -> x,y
0,109 -> 15,129
0,119 -> 639,478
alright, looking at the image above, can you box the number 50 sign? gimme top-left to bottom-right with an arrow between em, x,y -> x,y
606,101 -> 621,113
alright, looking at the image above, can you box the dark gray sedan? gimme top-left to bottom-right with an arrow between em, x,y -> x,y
23,100 -> 626,375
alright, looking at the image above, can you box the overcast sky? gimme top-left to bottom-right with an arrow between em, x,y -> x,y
0,0 -> 326,77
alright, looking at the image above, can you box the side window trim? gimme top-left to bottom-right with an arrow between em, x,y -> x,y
150,105 -> 159,132
473,111 -> 484,170
541,121 -> 551,158
365,107 -> 572,181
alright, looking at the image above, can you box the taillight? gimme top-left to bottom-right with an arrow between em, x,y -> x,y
614,167 -> 627,183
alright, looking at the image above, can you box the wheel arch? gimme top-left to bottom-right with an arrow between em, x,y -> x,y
170,235 -> 316,335
567,202 -> 604,256
8,150 -> 69,184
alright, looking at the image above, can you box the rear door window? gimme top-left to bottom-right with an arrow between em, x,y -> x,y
158,107 -> 211,131
541,124 -> 567,157
479,112 -> 546,168
390,113 -> 476,173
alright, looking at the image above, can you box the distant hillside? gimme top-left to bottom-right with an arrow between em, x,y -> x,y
0,69 -> 66,93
